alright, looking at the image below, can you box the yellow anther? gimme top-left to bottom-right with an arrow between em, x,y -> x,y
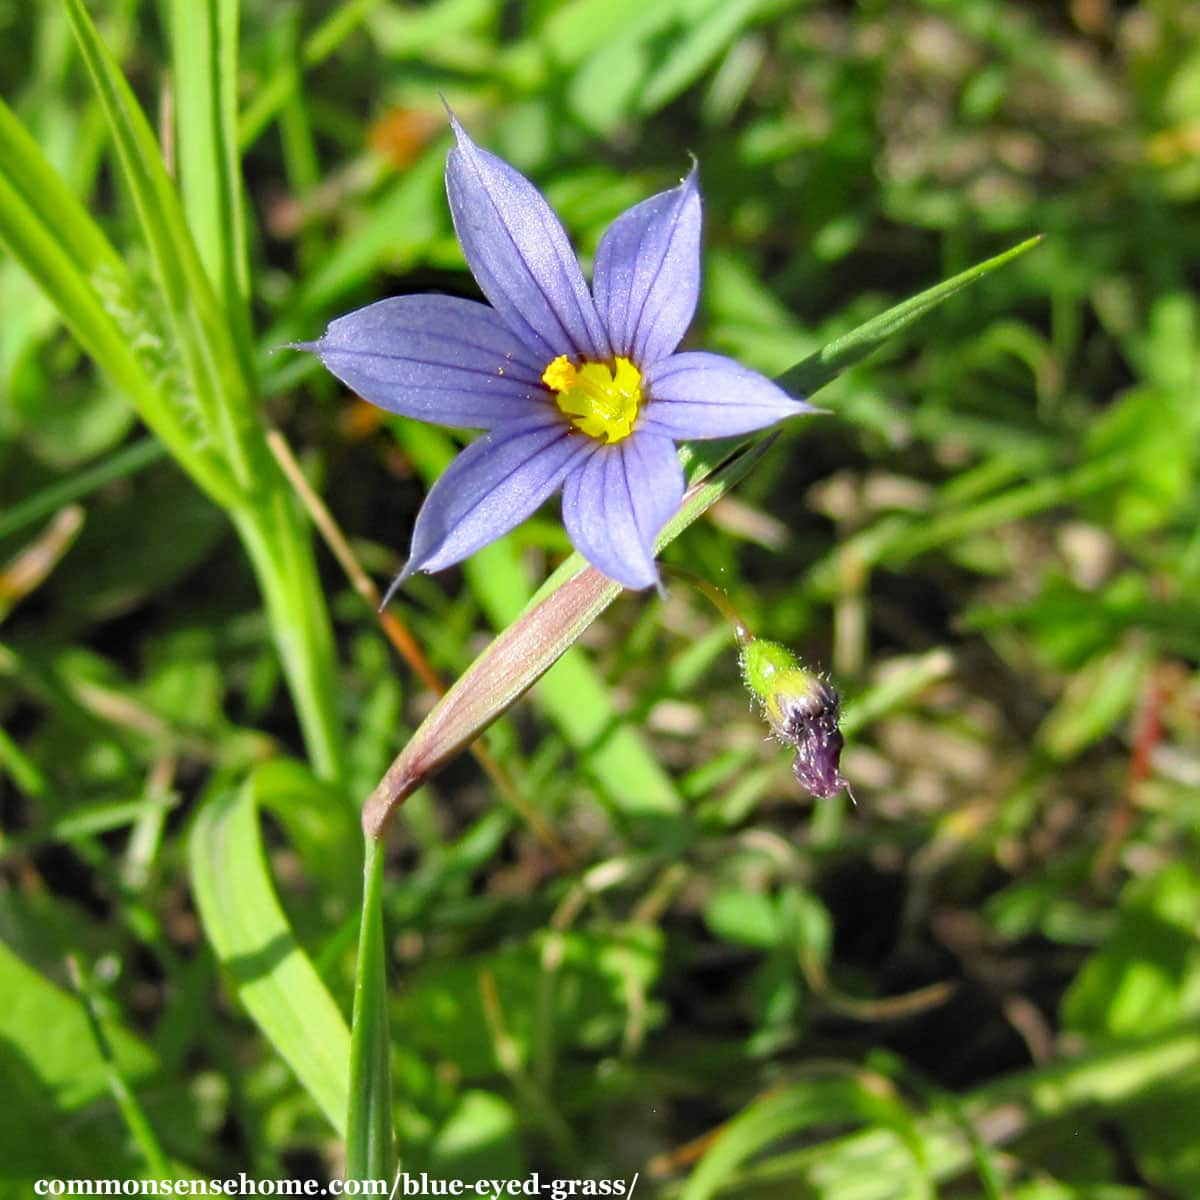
541,355 -> 578,393
541,355 -> 642,444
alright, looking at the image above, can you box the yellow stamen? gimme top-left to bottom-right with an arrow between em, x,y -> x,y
541,354 -> 642,443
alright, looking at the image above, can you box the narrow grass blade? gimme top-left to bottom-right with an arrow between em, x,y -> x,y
169,0 -> 254,371
67,956 -> 172,1178
0,100 -> 238,506
190,775 -> 352,1134
701,1023 -> 1200,1198
363,437 -> 774,837
681,1073 -> 928,1200
61,2 -> 348,781
238,0 -> 385,149
346,836 -> 394,1178
777,236 -> 1043,397
0,438 -> 164,541
64,0 -> 256,484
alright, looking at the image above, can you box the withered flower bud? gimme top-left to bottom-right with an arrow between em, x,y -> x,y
740,638 -> 851,800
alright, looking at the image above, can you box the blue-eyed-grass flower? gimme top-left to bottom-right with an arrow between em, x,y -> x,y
299,115 -> 813,593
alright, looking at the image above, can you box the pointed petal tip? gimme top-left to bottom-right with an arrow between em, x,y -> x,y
443,104 -> 472,150
284,339 -> 322,354
380,563 -> 417,610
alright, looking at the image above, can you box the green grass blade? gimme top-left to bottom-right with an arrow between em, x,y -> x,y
682,1074 -> 928,1200
0,94 -> 123,278
716,1023 -> 1200,1198
61,1 -> 348,781
190,775 -> 352,1134
67,957 -> 172,1178
238,0 -> 385,150
169,0 -> 254,372
0,100 -> 239,506
0,437 -> 164,541
777,235 -> 1044,397
63,0 -> 256,485
346,836 -> 394,1178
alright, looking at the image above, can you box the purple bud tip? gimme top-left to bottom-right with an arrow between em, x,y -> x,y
779,679 -> 851,801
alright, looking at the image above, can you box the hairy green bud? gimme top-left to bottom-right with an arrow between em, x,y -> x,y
740,638 -> 851,801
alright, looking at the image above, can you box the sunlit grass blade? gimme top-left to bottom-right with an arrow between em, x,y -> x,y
190,774 -> 352,1134
777,235 -> 1044,398
61,0 -> 347,780
0,940 -> 157,1096
63,0 -> 255,482
346,836 -> 394,1178
0,100 -> 238,506
364,436 -> 775,837
169,0 -> 254,370
681,1073 -> 928,1200
705,1023 -> 1200,1198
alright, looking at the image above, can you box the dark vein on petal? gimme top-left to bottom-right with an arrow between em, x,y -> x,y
630,180 -> 693,364
429,421 -> 585,558
456,146 -> 582,359
322,345 -> 543,387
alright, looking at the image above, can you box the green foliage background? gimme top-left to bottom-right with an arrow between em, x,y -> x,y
2,0 -> 1199,1195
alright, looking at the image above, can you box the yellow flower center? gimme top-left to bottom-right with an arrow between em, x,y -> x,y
542,354 -> 642,444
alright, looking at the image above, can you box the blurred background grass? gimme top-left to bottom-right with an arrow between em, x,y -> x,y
2,0 -> 1200,1195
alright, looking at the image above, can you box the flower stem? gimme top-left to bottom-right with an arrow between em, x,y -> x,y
662,564 -> 753,645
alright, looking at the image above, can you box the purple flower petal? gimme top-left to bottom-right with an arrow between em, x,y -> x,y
593,169 -> 701,367
446,116 -> 610,364
561,430 -> 684,590
400,412 -> 590,581
642,352 -> 814,439
301,295 -> 548,429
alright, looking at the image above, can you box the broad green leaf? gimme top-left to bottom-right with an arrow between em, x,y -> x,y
1036,637 -> 1151,761
1121,1064 -> 1200,1199
0,940 -> 156,1111
704,888 -> 781,950
428,1091 -> 522,1180
190,774 -> 352,1134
